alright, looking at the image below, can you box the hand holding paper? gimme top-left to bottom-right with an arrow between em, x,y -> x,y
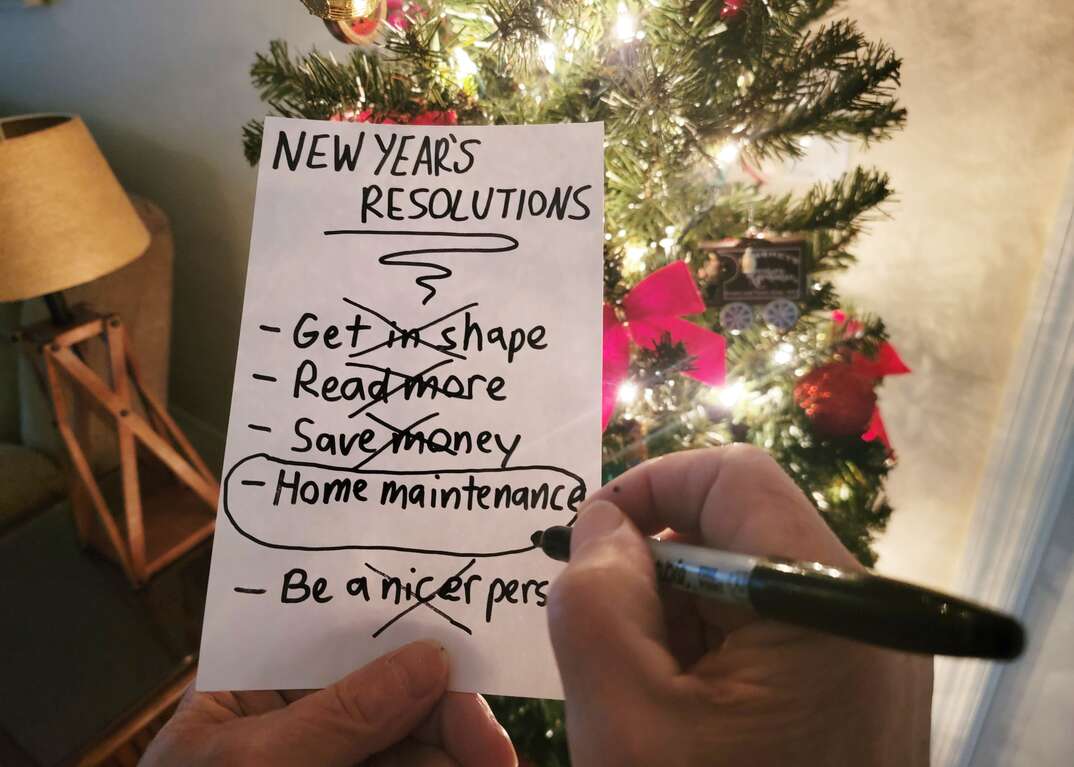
143,641 -> 516,767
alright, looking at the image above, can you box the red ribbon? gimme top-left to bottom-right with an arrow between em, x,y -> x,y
832,310 -> 910,450
603,262 -> 726,429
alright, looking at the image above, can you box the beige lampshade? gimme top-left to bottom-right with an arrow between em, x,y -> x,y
0,114 -> 150,302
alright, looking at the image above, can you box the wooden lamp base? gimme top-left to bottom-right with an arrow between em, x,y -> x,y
15,306 -> 217,586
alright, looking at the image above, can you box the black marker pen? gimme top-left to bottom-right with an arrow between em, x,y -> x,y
532,526 -> 1024,660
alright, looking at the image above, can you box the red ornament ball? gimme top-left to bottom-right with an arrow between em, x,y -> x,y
721,0 -> 745,19
794,363 -> 877,438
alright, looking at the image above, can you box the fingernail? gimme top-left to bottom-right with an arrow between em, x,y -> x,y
393,640 -> 448,699
571,500 -> 626,554
476,694 -> 519,765
475,692 -> 496,719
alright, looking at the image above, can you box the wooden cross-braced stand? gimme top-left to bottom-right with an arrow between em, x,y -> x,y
17,306 -> 217,587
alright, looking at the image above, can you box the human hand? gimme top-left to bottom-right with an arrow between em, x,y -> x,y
548,445 -> 933,766
142,640 -> 517,766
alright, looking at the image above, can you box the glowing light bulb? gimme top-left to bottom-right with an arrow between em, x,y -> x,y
616,3 -> 637,41
538,40 -> 557,73
716,140 -> 740,165
720,381 -> 745,407
623,242 -> 647,274
452,48 -> 478,81
771,343 -> 795,365
617,381 -> 639,404
706,381 -> 744,409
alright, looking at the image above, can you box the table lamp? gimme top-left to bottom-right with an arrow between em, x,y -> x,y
1,114 -> 217,586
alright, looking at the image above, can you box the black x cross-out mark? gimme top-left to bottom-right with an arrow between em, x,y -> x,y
366,559 -> 477,638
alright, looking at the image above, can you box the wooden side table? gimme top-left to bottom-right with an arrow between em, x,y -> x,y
13,305 -> 217,587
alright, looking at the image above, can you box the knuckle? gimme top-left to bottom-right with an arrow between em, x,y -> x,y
718,442 -> 780,474
717,443 -> 806,509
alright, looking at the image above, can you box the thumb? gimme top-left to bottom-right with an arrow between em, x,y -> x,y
259,640 -> 448,767
547,502 -> 679,732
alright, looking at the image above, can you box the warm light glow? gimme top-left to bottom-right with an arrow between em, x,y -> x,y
452,48 -> 478,81
658,224 -> 676,255
706,381 -> 744,409
328,0 -> 375,18
623,242 -> 647,274
617,381 -> 640,404
538,40 -> 557,73
771,342 -> 795,365
720,381 -> 745,407
615,3 -> 637,41
716,140 -> 740,165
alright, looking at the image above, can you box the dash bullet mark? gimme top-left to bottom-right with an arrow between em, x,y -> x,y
234,586 -> 267,595
259,324 -> 281,333
252,373 -> 277,382
241,480 -> 266,487
248,424 -> 272,433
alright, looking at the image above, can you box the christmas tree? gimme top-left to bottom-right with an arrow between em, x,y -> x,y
242,1 -> 909,762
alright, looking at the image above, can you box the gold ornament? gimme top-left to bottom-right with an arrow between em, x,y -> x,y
324,0 -> 387,45
300,0 -> 376,21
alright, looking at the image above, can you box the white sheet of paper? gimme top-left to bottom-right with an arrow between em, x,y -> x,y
197,117 -> 603,698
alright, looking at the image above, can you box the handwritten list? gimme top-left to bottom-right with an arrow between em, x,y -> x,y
197,117 -> 603,698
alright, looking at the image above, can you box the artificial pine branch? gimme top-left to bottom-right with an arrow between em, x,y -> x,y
244,2 -> 912,760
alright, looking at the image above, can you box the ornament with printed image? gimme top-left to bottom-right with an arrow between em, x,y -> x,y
762,297 -> 800,331
699,236 -> 807,332
322,0 -> 414,45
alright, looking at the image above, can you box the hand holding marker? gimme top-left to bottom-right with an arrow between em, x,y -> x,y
534,526 -> 1022,659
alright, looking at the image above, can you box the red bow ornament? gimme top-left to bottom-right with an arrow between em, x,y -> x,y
603,262 -> 726,429
832,310 -> 911,450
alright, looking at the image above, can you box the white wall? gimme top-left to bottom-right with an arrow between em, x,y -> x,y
969,478 -> 1074,766
840,0 -> 1074,587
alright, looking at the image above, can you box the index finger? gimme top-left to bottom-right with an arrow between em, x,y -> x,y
589,445 -> 862,571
